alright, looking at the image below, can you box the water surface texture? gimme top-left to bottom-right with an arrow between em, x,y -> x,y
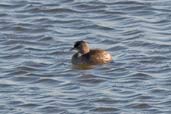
0,0 -> 171,114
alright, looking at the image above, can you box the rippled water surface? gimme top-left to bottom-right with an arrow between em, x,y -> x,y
0,0 -> 171,114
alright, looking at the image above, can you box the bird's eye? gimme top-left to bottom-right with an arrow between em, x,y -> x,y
74,43 -> 79,48
74,41 -> 84,48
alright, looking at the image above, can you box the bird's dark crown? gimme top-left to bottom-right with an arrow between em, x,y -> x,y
74,40 -> 86,48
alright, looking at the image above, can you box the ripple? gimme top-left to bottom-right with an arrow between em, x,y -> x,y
93,97 -> 121,104
32,78 -> 62,86
127,103 -> 152,109
8,100 -> 23,106
77,74 -> 106,85
38,106 -> 68,114
129,72 -> 154,80
109,45 -> 127,51
0,2 -> 25,9
11,76 -> 39,83
92,107 -> 119,113
18,103 -> 40,108
73,2 -> 106,12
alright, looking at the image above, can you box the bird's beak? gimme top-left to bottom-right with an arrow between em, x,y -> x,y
70,47 -> 75,51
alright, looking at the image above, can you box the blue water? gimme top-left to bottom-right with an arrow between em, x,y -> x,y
0,0 -> 171,114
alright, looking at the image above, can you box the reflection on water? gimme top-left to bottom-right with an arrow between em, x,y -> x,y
0,0 -> 171,114
72,64 -> 96,70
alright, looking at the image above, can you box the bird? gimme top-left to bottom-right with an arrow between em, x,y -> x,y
71,40 -> 112,65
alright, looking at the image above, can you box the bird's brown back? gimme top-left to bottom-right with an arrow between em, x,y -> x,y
82,49 -> 112,65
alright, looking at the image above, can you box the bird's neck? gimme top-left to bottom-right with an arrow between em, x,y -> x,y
80,48 -> 90,55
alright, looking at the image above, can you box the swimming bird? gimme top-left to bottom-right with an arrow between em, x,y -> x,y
71,40 -> 112,65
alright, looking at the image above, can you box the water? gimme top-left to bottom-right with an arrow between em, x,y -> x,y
0,0 -> 171,114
